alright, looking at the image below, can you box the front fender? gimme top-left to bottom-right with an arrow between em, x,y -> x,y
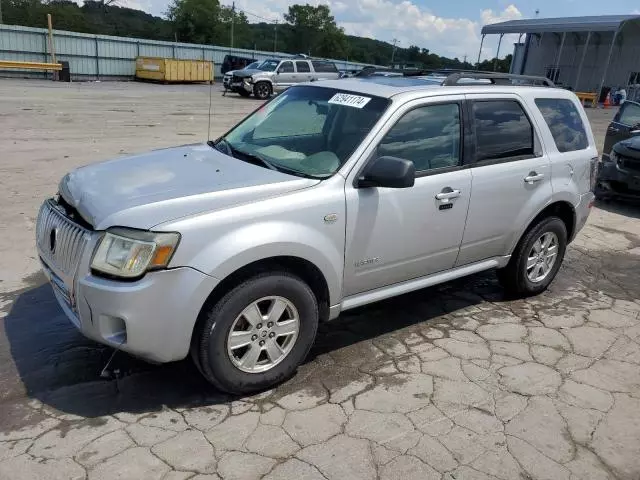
186,221 -> 343,305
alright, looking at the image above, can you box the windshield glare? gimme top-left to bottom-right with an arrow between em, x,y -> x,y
258,60 -> 279,72
222,86 -> 390,178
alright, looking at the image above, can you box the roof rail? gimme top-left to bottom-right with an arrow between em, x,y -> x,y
442,72 -> 555,87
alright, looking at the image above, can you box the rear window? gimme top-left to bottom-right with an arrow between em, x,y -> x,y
618,102 -> 640,127
535,98 -> 588,152
472,100 -> 534,162
312,61 -> 338,73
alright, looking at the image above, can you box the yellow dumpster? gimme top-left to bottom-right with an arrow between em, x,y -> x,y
135,57 -> 213,83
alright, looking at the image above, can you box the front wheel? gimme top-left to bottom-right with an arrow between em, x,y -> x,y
193,272 -> 319,394
253,81 -> 272,100
497,216 -> 567,296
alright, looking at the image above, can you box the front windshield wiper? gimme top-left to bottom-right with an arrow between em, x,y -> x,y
229,145 -> 280,172
210,138 -> 233,156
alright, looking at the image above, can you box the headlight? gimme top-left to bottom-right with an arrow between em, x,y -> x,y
91,228 -> 180,279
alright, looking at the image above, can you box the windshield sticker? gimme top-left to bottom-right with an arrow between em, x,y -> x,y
328,93 -> 372,109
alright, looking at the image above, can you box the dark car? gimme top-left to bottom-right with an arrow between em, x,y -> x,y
221,55 -> 257,75
595,101 -> 640,199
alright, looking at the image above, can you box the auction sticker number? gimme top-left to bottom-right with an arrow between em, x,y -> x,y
328,93 -> 372,109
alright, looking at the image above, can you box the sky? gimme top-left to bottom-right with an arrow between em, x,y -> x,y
113,0 -> 640,60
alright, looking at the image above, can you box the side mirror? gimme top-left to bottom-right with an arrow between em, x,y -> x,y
357,156 -> 415,189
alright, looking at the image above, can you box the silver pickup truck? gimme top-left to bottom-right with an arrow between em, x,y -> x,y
223,57 -> 340,99
36,73 -> 597,393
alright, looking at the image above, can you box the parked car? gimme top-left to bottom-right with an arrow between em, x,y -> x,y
595,100 -> 640,200
223,57 -> 340,99
36,74 -> 597,393
221,55 -> 257,75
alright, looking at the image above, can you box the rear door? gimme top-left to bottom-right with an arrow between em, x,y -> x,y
603,101 -> 640,159
457,94 -> 553,266
295,61 -> 314,83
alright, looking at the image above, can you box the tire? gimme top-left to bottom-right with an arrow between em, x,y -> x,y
193,272 -> 319,394
497,216 -> 567,297
238,89 -> 251,97
253,81 -> 272,100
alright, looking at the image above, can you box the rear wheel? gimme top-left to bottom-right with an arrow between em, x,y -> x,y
253,81 -> 272,100
497,216 -> 567,296
192,272 -> 319,394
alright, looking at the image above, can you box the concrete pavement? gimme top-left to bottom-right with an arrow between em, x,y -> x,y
0,79 -> 639,480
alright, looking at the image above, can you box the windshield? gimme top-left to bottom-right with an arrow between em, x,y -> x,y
219,85 -> 390,178
245,62 -> 260,70
257,60 -> 279,72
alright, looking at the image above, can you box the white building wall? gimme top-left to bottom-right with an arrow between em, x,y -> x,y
522,23 -> 640,94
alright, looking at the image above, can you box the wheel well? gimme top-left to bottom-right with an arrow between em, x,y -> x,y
197,256 -> 331,325
529,201 -> 576,242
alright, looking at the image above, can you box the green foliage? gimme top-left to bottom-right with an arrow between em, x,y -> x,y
283,4 -> 347,58
2,0 -> 513,71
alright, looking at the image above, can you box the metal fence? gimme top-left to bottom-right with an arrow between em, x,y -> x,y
0,24 -> 374,80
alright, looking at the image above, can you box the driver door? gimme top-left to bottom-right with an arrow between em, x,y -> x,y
275,61 -> 297,90
343,96 -> 472,296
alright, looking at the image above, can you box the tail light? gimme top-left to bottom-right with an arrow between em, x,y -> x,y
590,156 -> 599,191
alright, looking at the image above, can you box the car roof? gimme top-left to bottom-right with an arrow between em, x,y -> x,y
311,77 -> 566,101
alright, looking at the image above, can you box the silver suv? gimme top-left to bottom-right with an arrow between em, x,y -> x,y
36,73 -> 597,393
223,57 -> 340,99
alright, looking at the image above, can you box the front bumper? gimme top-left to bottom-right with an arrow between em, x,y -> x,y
222,75 -> 253,93
36,202 -> 218,363
41,257 -> 218,363
595,160 -> 640,199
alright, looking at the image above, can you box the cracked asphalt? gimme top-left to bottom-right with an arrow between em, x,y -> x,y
1,79 -> 640,480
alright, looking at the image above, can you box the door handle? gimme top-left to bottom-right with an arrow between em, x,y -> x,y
524,172 -> 545,184
435,189 -> 461,202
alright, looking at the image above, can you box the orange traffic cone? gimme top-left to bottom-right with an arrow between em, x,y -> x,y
604,92 -> 611,109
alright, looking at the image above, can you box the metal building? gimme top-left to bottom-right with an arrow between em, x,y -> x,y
480,15 -> 640,102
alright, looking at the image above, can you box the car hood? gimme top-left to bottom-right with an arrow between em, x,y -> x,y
613,136 -> 640,159
58,143 -> 318,230
233,69 -> 272,78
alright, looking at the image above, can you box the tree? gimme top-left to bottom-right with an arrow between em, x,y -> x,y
166,0 -> 221,44
284,4 -> 347,58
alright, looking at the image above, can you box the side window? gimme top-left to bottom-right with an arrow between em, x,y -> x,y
378,103 -> 461,172
535,98 -> 588,152
295,61 -> 311,73
278,61 -> 294,73
618,102 -> 640,127
312,61 -> 338,73
253,99 -> 327,139
472,100 -> 534,162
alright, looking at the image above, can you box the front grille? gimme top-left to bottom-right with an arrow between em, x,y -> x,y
36,200 -> 89,276
617,155 -> 640,173
232,75 -> 242,83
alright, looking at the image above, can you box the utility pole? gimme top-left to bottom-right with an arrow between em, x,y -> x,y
391,38 -> 399,64
230,1 -> 235,48
463,54 -> 467,65
274,21 -> 278,53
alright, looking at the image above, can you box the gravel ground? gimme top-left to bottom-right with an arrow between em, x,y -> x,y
1,79 -> 639,480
